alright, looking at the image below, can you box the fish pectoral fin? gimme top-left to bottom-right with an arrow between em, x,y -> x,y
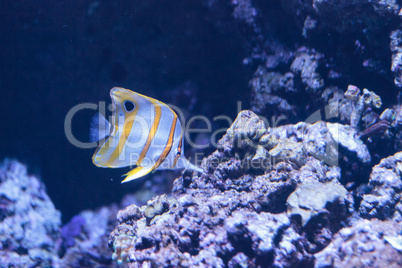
179,158 -> 203,173
121,166 -> 153,183
89,113 -> 112,142
186,163 -> 203,173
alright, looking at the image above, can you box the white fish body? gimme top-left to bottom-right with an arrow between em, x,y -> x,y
91,87 -> 202,183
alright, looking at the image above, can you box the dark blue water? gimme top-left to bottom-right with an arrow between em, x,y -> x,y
0,0 -> 250,222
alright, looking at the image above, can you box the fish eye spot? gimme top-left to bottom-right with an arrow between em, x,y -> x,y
124,101 -> 135,112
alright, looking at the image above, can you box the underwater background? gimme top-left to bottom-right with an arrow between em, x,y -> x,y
2,0 -> 402,267
0,0 -> 250,222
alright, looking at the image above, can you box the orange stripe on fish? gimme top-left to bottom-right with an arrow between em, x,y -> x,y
104,108 -> 138,167
172,134 -> 182,168
91,87 -> 202,183
135,100 -> 161,166
152,113 -> 177,170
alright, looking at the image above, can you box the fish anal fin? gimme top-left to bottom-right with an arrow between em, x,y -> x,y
121,166 -> 153,183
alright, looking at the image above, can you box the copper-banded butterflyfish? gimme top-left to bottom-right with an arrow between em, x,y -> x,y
90,87 -> 202,183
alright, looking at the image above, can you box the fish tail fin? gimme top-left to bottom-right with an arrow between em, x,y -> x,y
90,113 -> 111,142
121,166 -> 153,183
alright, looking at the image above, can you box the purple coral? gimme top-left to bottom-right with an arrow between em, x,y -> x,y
61,215 -> 86,248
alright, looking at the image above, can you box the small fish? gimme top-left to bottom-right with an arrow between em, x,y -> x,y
91,87 -> 202,183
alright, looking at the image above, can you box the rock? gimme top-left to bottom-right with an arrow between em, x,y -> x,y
290,51 -> 324,94
109,190 -> 298,267
286,181 -> 350,226
326,122 -> 371,163
250,67 -> 296,116
303,121 -> 340,167
314,219 -> 402,267
390,29 -> 402,87
384,235 -> 402,251
250,50 -> 326,120
228,252 -> 250,268
360,152 -> 402,220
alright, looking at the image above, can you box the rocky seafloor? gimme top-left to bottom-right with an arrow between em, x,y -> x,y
2,107 -> 402,267
3,0 -> 402,267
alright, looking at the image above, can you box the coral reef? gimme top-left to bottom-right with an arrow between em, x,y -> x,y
108,110 -> 373,267
0,160 -> 61,267
4,0 -> 402,267
3,106 -> 401,267
0,160 -> 136,267
3,107 -> 401,267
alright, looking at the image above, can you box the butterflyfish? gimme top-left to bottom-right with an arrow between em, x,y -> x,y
90,87 -> 202,183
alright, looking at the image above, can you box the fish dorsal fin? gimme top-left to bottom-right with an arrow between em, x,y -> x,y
90,113 -> 112,142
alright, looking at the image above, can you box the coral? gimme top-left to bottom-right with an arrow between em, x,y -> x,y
0,158 -> 153,267
61,215 -> 86,248
58,205 -> 120,267
143,194 -> 178,221
0,160 -> 61,267
109,194 -> 181,265
260,119 -> 371,168
344,85 -> 382,129
302,16 -> 318,38
0,159 -> 125,267
225,211 -> 291,265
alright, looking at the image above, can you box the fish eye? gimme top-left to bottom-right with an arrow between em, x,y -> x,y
123,100 -> 135,112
